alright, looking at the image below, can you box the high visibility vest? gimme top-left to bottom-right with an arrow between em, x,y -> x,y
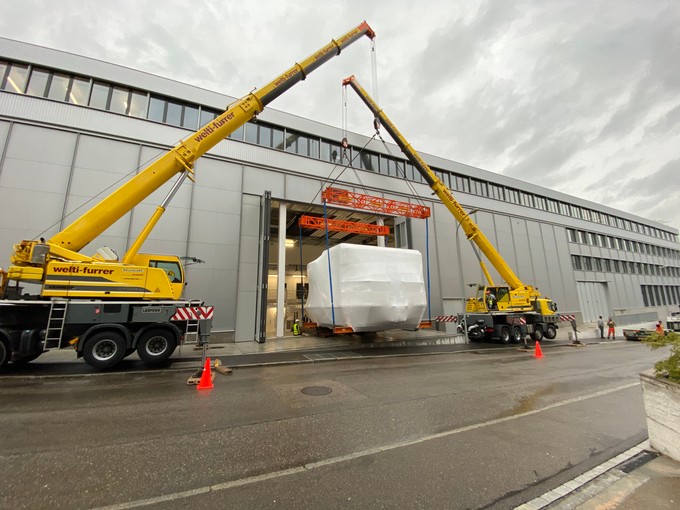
293,323 -> 301,335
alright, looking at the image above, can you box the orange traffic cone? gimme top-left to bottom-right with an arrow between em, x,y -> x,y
533,341 -> 544,359
197,357 -> 214,390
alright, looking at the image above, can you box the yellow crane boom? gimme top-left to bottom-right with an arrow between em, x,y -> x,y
343,75 -> 557,319
6,22 -> 375,301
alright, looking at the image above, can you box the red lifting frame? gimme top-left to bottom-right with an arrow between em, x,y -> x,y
321,187 -> 431,219
299,215 -> 390,236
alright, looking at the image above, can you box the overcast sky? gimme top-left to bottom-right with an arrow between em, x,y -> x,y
2,0 -> 679,232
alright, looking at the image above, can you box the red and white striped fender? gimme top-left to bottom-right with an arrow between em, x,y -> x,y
435,315 -> 458,322
171,306 -> 214,321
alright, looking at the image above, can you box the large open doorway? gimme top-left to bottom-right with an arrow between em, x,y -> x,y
264,199 -> 399,340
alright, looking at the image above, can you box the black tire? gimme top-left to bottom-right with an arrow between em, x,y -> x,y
532,326 -> 544,342
136,328 -> 177,365
0,335 -> 9,367
512,326 -> 523,343
82,331 -> 126,370
500,326 -> 511,345
544,325 -> 557,340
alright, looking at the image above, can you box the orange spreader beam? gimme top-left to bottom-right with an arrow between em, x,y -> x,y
299,215 -> 390,236
321,187 -> 431,219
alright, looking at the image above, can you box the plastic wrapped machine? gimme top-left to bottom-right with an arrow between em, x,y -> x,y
305,244 -> 427,332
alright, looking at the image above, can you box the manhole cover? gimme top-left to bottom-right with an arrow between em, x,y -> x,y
301,385 -> 332,396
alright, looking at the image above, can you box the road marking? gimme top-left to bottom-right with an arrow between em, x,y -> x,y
93,382 -> 640,509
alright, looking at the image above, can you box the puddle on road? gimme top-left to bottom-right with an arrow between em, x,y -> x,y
496,385 -> 557,418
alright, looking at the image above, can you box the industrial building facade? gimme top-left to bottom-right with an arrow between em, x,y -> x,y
1,37 -> 679,342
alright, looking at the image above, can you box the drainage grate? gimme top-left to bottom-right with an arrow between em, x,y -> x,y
301,385 -> 333,396
618,450 -> 658,473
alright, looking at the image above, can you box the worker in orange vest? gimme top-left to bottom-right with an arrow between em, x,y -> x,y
655,321 -> 664,335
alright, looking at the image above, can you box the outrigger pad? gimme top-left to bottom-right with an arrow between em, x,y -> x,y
186,367 -> 216,386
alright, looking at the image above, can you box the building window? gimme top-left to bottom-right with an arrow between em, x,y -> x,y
519,191 -> 534,207
47,73 -> 71,101
472,179 -> 488,197
165,100 -> 182,126
2,62 -> 29,93
26,68 -> 50,97
229,124 -> 244,141
455,175 -> 470,193
309,138 -> 320,159
488,184 -> 503,201
594,258 -> 602,271
244,122 -> 258,144
68,76 -> 91,105
583,256 -> 593,271
571,255 -> 582,270
613,260 -> 620,272
567,229 -> 577,243
89,82 -> 111,110
109,86 -> 130,115
0,61 -> 7,88
182,105 -> 199,129
321,140 -> 341,162
356,150 -> 377,171
128,91 -> 148,118
604,259 -> 611,272
577,230 -> 587,244
199,107 -> 218,127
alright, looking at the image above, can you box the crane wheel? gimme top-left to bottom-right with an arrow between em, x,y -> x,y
511,326 -> 523,343
0,334 -> 9,367
136,328 -> 177,365
82,331 -> 126,370
500,326 -> 512,344
544,325 -> 557,340
532,326 -> 544,341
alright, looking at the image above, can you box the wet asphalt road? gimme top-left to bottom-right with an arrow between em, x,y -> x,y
0,341 -> 665,509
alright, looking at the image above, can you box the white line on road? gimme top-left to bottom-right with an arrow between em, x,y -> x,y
92,382 -> 640,510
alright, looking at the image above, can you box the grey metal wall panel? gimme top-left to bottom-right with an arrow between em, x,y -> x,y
243,167 -> 284,197
0,121 -> 9,160
576,282 -> 609,322
526,220 -> 551,297
553,225 -> 580,311
539,223 -> 562,304
235,194 -> 262,341
0,125 -> 77,257
510,218 -> 535,284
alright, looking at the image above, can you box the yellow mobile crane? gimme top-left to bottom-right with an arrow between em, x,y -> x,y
343,75 -> 558,344
0,22 -> 376,369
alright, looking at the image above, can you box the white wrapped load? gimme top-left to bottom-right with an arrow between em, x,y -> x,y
305,244 -> 427,332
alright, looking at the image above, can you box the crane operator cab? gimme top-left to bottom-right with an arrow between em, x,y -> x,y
125,253 -> 186,300
467,285 -> 510,313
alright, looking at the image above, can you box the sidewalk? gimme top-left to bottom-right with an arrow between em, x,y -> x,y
517,442 -> 680,509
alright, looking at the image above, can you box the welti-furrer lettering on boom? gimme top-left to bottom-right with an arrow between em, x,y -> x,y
193,112 -> 236,142
52,266 -> 115,275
